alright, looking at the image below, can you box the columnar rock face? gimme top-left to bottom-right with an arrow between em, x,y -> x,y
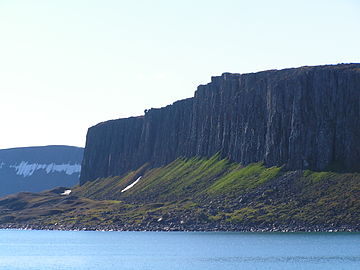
80,64 -> 360,184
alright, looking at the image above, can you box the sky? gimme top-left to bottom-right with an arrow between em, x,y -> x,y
0,0 -> 359,149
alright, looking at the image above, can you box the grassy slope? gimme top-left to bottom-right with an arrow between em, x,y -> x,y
75,155 -> 281,202
0,156 -> 359,230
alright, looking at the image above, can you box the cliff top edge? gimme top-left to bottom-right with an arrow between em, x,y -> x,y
90,63 -> 360,129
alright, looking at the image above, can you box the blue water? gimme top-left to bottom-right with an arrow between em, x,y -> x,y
0,230 -> 359,270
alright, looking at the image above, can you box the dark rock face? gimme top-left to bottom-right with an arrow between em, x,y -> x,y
80,64 -> 360,184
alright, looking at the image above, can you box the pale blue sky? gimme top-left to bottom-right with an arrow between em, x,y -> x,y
0,0 -> 359,149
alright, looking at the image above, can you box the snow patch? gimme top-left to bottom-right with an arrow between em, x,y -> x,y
121,176 -> 142,192
10,161 -> 81,177
61,190 -> 72,196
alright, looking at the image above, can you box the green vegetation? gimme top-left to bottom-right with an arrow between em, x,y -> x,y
0,155 -> 359,231
303,170 -> 336,183
207,163 -> 281,195
74,155 -> 281,202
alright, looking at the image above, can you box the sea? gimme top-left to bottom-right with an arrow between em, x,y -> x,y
0,230 -> 359,270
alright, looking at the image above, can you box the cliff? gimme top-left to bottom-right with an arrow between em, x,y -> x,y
80,64 -> 360,184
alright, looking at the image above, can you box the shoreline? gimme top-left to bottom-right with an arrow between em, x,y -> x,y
1,223 -> 359,233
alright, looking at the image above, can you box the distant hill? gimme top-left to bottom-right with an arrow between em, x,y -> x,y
0,145 -> 83,197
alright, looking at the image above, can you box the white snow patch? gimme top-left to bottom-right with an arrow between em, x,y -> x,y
61,190 -> 72,196
121,176 -> 142,192
10,161 -> 81,177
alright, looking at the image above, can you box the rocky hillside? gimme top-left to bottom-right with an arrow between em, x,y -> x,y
0,155 -> 359,231
80,64 -> 360,184
0,145 -> 83,196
